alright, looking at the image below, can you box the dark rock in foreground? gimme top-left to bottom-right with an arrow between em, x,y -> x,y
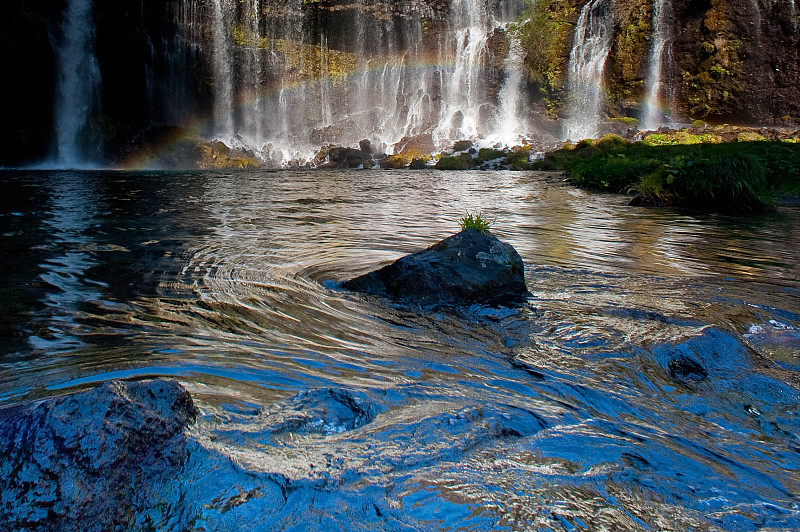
344,228 -> 529,306
0,379 -> 197,532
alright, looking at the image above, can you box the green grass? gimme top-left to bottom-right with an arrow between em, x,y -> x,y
539,133 -> 800,212
460,210 -> 494,233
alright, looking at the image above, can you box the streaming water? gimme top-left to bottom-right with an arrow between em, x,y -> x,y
565,0 -> 613,140
642,0 -> 672,130
53,0 -> 100,166
1,169 -> 799,530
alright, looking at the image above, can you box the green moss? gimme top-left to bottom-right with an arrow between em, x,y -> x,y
276,39 -> 357,85
643,130 -> 721,146
606,0 -> 650,103
737,131 -> 767,142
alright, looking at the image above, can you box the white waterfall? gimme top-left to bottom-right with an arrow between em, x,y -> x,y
167,0 -> 527,164
564,0 -> 613,140
642,0 -> 671,130
432,0 -> 490,146
211,0 -> 235,140
54,0 -> 100,167
489,36 -> 527,146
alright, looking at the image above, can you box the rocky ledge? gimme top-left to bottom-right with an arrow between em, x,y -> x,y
344,228 -> 529,306
0,379 -> 197,531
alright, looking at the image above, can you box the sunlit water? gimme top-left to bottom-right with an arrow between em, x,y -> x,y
1,169 -> 799,530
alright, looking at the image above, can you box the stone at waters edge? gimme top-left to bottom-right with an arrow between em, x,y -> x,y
0,379 -> 197,531
343,228 -> 530,306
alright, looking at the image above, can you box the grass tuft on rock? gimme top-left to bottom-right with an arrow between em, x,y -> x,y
460,210 -> 494,233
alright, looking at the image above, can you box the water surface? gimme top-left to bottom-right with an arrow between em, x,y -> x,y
1,169 -> 799,530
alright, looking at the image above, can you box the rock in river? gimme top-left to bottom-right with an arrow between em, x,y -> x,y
344,228 -> 529,306
0,379 -> 197,531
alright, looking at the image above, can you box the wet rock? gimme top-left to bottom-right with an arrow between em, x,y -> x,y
628,194 -> 669,208
0,379 -> 197,531
343,228 -> 529,306
668,355 -> 708,382
452,139 -> 473,152
316,144 -> 375,168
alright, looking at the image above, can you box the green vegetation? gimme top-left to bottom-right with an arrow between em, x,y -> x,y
606,0 -> 650,103
541,133 -> 800,212
460,210 -> 495,233
477,148 -> 505,163
511,0 -> 574,92
436,153 -> 474,170
506,146 -> 533,170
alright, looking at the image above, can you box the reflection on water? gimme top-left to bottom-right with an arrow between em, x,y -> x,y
1,169 -> 799,530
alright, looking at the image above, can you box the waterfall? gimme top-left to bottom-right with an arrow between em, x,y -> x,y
564,0 -> 613,140
54,0 -> 100,167
165,0 -> 526,163
490,36 -> 527,146
211,0 -> 234,141
642,0 -> 671,130
432,0 -> 490,146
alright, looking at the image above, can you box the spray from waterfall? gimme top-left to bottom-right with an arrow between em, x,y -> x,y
643,0 -> 672,130
54,0 -> 100,167
564,0 -> 613,140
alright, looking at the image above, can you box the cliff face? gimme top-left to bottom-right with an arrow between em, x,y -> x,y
520,0 -> 800,130
1,0 -> 798,167
670,0 -> 800,124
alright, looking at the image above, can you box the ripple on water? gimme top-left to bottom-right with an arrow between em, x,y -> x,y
0,169 -> 799,530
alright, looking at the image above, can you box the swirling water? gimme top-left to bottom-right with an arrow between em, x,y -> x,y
1,169 -> 799,530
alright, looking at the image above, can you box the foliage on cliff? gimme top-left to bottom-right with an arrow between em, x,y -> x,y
511,0 -> 576,92
605,0 -> 650,107
542,131 -> 800,211
675,0 -> 745,119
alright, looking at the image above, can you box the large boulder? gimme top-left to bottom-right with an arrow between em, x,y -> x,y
343,228 -> 529,306
0,379 -> 197,531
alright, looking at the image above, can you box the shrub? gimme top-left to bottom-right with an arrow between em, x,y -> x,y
436,153 -> 473,170
477,148 -> 505,163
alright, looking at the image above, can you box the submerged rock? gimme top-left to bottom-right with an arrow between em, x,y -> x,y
344,228 -> 529,306
0,379 -> 197,531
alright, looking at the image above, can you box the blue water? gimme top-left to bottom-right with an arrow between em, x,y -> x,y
1,169 -> 799,530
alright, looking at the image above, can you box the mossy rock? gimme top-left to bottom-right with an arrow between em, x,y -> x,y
409,157 -> 429,169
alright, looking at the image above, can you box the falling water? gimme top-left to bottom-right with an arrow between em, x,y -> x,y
489,36 -> 527,146
564,0 -> 613,140
433,0 -> 490,146
642,0 -> 671,130
211,0 -> 235,141
53,0 -> 100,167
167,0 -> 526,163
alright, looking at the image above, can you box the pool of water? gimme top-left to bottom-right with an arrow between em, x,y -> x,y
1,169 -> 799,530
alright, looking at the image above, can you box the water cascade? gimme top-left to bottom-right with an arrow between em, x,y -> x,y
489,36 -> 527,146
166,0 -> 526,164
210,0 -> 235,141
642,0 -> 672,130
564,0 -> 613,140
432,0 -> 491,146
53,0 -> 100,167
